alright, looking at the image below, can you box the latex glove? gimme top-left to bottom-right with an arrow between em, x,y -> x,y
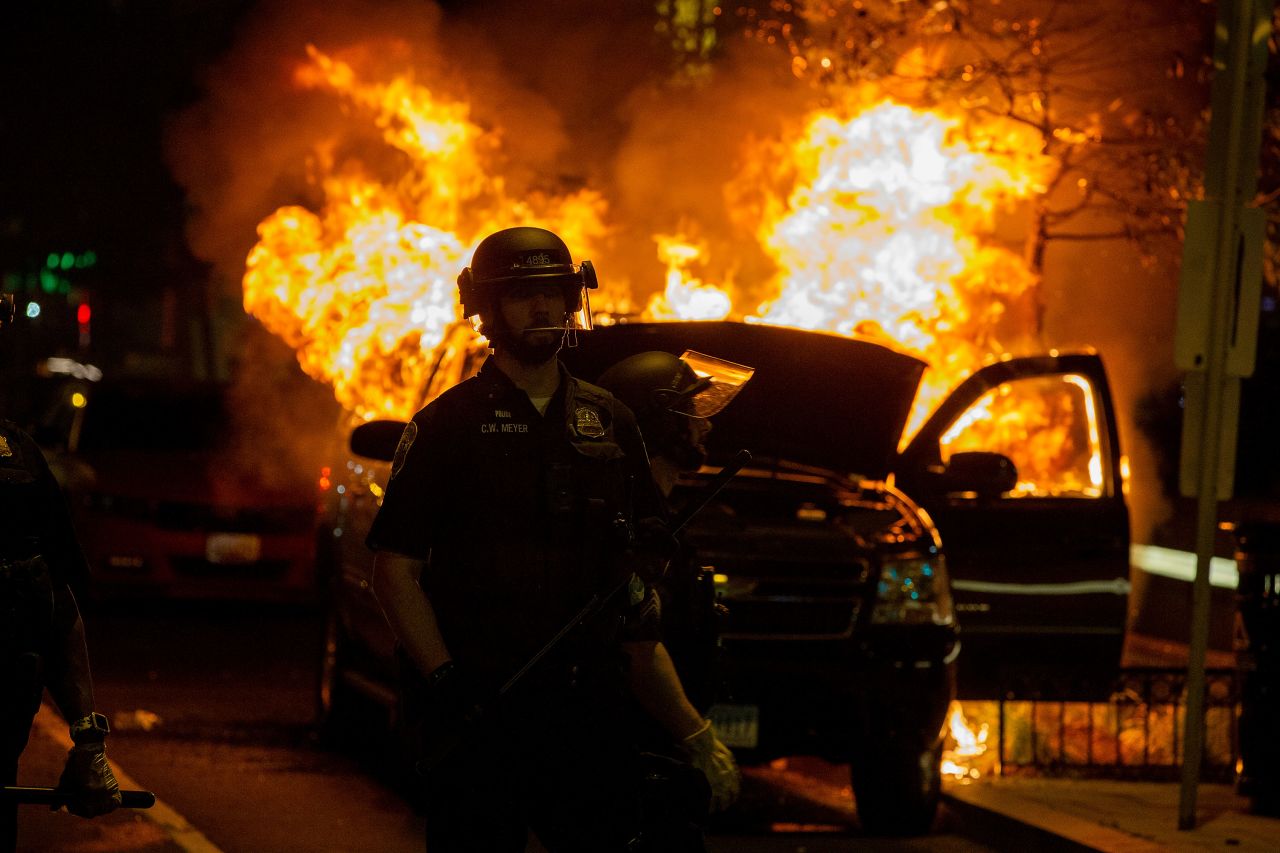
56,743 -> 122,817
680,719 -> 740,812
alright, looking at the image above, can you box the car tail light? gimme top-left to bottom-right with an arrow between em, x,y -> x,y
872,550 -> 954,626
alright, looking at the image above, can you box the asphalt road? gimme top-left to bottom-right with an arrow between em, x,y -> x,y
22,599 -> 1004,852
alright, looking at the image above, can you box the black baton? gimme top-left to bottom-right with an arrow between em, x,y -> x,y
1,786 -> 156,809
669,449 -> 752,535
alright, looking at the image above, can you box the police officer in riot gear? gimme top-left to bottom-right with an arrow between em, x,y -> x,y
597,349 -> 752,793
596,350 -> 752,500
366,228 -> 735,852
1,293 -> 120,852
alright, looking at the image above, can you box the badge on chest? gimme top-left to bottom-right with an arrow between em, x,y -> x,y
574,406 -> 605,439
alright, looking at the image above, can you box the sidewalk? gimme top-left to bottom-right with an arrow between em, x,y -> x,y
944,777 -> 1280,852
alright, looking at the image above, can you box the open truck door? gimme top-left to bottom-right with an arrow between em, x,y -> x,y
897,353 -> 1130,699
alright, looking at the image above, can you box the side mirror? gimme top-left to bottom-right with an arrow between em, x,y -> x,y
350,420 -> 408,462
943,451 -> 1018,497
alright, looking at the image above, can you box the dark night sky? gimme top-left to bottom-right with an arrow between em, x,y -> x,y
0,0 -> 636,288
2,2 -> 255,283
0,0 -> 669,375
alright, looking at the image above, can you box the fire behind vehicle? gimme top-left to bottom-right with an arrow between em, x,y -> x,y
25,373 -> 319,601
316,320 -> 1129,835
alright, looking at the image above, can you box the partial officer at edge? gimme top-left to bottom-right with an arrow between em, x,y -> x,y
1,293 -> 120,853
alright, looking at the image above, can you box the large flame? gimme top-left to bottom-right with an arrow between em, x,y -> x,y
244,48 -> 1069,487
942,700 -> 992,781
657,92 -> 1051,439
242,46 -> 605,421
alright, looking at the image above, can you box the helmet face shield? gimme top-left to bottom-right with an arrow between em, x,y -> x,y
570,282 -> 593,331
467,272 -> 595,335
669,350 -> 755,418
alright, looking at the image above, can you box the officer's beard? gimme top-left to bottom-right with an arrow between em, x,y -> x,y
672,437 -> 708,472
492,318 -> 566,366
664,419 -> 709,472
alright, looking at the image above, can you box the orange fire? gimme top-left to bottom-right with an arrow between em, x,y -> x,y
242,45 -> 606,421
942,700 -> 992,782
645,235 -> 733,321
244,49 -> 1062,472
658,92 -> 1051,440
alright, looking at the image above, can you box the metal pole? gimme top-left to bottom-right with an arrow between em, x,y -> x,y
1178,0 -> 1271,829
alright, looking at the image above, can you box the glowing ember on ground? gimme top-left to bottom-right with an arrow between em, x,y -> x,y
942,701 -> 991,781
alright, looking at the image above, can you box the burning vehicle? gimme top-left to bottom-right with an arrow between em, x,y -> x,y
219,40 -> 1132,835
314,319 -> 1129,835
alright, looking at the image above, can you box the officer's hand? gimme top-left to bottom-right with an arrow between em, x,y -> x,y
635,515 -> 678,556
424,661 -> 487,727
680,719 -> 740,812
56,743 -> 122,817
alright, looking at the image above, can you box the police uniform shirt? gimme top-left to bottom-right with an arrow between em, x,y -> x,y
366,359 -> 661,683
0,420 -> 91,590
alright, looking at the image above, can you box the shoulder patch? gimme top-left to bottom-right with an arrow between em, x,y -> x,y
390,421 -> 418,480
0,434 -> 11,458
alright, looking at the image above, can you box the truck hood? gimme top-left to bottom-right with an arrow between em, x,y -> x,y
561,321 -> 927,480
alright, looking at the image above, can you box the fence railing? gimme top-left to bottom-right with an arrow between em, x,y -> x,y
949,669 -> 1239,782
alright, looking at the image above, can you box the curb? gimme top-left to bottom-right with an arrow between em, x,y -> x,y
33,703 -> 226,853
943,790 -> 1101,852
942,783 -> 1170,853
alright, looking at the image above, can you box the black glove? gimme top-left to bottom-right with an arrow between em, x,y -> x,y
634,516 -> 678,579
415,661 -> 490,774
55,743 -> 121,817
423,660 -> 487,727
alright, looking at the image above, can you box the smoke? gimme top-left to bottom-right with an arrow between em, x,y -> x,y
162,0 -> 811,479
165,0 -> 469,485
608,38 -> 812,303
164,0 -> 1194,540
167,0 -> 450,286
166,0 -> 812,303
1042,239 -> 1183,544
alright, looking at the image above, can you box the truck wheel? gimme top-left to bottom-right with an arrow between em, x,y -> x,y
850,742 -> 941,836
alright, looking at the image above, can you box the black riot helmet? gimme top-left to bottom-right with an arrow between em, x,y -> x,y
457,227 -> 598,332
596,350 -> 753,470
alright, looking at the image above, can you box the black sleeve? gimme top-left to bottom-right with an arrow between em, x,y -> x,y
365,405 -> 451,559
605,401 -> 667,642
20,430 -> 92,589
609,399 -> 665,528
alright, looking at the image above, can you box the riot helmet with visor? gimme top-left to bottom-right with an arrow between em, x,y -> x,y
596,350 -> 753,470
457,227 -> 598,337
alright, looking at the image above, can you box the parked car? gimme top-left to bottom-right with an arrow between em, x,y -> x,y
315,320 -> 1130,835
30,375 -> 320,601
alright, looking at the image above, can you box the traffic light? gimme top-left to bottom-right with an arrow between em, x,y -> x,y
77,301 -> 91,348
